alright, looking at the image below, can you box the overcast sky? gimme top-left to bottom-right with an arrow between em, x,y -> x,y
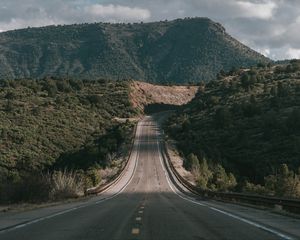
0,0 -> 299,60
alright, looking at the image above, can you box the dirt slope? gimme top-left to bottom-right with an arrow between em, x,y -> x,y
129,81 -> 198,112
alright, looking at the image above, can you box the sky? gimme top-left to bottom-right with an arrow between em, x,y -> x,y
0,0 -> 299,60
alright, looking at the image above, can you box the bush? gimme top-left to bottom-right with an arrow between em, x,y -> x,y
214,107 -> 232,128
0,174 -> 51,203
196,158 -> 212,189
185,153 -> 199,171
42,79 -> 58,97
244,164 -> 300,198
187,152 -> 237,192
209,164 -> 237,191
56,80 -> 72,93
243,181 -> 268,195
286,108 -> 300,134
86,168 -> 101,187
50,170 -> 85,200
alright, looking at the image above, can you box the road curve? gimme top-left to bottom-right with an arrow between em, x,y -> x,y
0,115 -> 300,240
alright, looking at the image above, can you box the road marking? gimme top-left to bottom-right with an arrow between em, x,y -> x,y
0,122 -> 143,235
138,210 -> 143,214
210,207 -> 294,240
156,136 -> 295,240
132,228 -> 140,235
140,206 -> 144,209
136,217 -> 142,221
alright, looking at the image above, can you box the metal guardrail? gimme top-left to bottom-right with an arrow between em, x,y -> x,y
85,122 -> 138,195
162,141 -> 300,214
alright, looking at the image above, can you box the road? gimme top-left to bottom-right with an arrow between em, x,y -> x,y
0,115 -> 300,240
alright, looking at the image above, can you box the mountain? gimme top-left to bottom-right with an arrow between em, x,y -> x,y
0,18 -> 270,83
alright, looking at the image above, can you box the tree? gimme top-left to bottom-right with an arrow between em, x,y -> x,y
56,80 -> 72,93
185,153 -> 199,171
277,82 -> 288,97
241,96 -> 261,117
276,164 -> 300,197
4,100 -> 13,112
5,91 -> 16,100
209,164 -> 236,191
286,108 -> 300,134
264,164 -> 300,197
214,107 -> 232,128
197,158 -> 212,189
270,86 -> 277,96
257,62 -> 266,68
42,79 -> 57,97
240,73 -> 251,91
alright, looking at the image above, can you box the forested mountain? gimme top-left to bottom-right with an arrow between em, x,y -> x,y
0,18 -> 269,84
165,61 -> 300,197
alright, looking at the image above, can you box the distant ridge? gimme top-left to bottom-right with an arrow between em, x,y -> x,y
0,18 -> 270,83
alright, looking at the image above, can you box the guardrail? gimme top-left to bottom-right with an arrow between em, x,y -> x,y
86,122 -> 138,195
162,141 -> 300,214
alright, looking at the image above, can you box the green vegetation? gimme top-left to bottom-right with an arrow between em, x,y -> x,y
187,153 -> 236,191
165,60 -> 300,197
0,78 -> 137,203
0,17 -> 269,84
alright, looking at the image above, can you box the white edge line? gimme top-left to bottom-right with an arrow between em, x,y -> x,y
0,122 -> 142,235
156,131 -> 294,240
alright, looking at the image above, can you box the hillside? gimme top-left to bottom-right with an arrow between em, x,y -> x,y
0,78 -> 138,203
0,18 -> 269,84
0,78 -> 197,203
165,61 -> 300,197
129,81 -> 198,112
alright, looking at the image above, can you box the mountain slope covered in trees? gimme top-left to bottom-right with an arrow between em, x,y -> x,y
0,78 -> 138,203
0,18 -> 269,83
165,61 -> 300,197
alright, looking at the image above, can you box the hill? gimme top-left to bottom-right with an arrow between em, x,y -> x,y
165,61 -> 300,197
129,81 -> 198,112
0,18 -> 269,84
0,78 -> 197,203
0,78 -> 138,202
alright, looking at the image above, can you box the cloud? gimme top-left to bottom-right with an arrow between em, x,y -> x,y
236,1 -> 277,19
84,4 -> 150,22
287,48 -> 300,59
0,2 -> 151,31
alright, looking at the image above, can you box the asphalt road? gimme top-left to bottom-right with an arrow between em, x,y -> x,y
1,115 -> 300,240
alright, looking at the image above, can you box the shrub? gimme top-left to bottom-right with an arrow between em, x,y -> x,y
56,80 -> 72,93
49,170 -> 85,200
209,164 -> 237,191
196,158 -> 212,189
185,153 -> 199,171
214,107 -> 232,128
86,168 -> 102,187
0,174 -> 51,203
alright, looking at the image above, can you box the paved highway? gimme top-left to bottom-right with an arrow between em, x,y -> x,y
0,115 -> 300,240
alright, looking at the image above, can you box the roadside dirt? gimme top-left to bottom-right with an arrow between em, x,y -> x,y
165,140 -> 196,185
129,81 -> 198,112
